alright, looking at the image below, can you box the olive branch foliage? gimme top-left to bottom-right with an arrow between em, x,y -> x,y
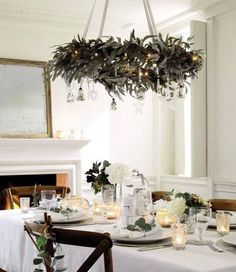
48,31 -> 203,100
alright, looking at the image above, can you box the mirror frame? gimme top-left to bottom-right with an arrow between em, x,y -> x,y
0,58 -> 52,138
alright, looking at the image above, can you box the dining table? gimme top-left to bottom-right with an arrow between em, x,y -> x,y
0,209 -> 236,272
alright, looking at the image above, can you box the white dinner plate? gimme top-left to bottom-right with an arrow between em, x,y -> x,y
222,233 -> 236,246
111,230 -> 171,244
35,210 -> 88,224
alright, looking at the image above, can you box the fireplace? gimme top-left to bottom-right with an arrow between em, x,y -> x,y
0,138 -> 90,208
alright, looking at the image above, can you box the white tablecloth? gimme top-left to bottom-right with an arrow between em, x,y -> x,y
0,209 -> 236,272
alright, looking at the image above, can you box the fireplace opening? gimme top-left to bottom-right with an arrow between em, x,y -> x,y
0,173 -> 69,210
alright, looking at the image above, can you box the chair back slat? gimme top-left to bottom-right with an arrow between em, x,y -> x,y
152,191 -> 171,202
209,199 -> 236,211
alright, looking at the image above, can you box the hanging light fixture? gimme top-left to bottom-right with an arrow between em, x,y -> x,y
48,0 -> 203,108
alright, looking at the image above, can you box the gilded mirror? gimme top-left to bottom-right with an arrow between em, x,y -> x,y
0,58 -> 52,138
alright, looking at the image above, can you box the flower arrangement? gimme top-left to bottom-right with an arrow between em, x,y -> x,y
154,191 -> 209,217
105,163 -> 130,185
85,160 -> 130,194
85,160 -> 111,194
174,192 -> 209,210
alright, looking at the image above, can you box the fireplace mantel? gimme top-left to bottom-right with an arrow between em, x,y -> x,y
0,138 -> 91,195
0,138 -> 90,161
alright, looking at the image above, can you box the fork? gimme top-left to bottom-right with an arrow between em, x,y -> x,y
208,242 -> 225,252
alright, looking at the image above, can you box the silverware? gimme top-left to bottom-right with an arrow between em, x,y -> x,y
208,242 -> 224,253
137,245 -> 166,251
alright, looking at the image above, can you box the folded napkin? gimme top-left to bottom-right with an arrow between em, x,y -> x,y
39,199 -> 58,209
153,199 -> 170,213
34,209 -> 88,222
110,226 -> 162,239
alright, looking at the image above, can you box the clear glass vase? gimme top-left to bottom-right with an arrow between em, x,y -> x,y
102,184 -> 116,203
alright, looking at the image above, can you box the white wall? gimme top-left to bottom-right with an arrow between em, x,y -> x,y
0,18 -> 156,185
207,8 -> 236,198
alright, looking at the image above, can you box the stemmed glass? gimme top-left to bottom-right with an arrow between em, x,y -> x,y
188,207 -> 212,245
41,190 -> 56,211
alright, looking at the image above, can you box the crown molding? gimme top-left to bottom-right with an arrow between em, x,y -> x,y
158,0 -> 236,34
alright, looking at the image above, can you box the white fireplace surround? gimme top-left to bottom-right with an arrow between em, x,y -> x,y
0,139 -> 90,195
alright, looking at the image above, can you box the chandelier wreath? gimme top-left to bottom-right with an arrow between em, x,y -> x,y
48,0 -> 203,109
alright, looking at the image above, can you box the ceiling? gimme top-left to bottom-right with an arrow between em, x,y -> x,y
0,0 -> 222,37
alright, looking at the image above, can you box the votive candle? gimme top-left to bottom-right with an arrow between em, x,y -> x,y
156,209 -> 177,227
172,223 -> 187,250
216,212 -> 230,236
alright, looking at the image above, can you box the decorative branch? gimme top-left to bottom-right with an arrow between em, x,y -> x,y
48,30 -> 203,102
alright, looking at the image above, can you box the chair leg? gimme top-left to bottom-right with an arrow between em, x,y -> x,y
104,248 -> 113,272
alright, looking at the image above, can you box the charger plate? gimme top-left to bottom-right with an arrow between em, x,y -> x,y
222,233 -> 236,246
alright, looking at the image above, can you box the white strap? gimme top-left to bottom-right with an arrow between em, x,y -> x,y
83,0 -> 97,38
143,0 -> 154,35
145,0 -> 158,35
143,0 -> 158,36
99,0 -> 109,37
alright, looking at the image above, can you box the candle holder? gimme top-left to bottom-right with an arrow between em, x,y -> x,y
156,209 -> 177,227
172,223 -> 187,250
216,212 -> 230,236
105,203 -> 121,220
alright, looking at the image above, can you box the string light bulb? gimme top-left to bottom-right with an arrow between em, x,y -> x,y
192,55 -> 199,61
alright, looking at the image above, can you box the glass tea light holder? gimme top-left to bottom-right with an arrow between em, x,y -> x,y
172,223 -> 187,250
156,209 -> 177,227
105,202 -> 121,220
20,197 -> 30,213
216,212 -> 230,236
93,200 -> 106,221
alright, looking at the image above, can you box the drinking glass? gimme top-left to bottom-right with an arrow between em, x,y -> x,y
20,197 -> 30,213
188,207 -> 212,245
41,190 -> 56,210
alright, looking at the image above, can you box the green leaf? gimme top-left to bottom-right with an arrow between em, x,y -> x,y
144,223 -> 152,232
36,236 -> 46,250
135,217 -> 146,228
55,255 -> 65,260
127,224 -> 136,231
33,258 -> 43,265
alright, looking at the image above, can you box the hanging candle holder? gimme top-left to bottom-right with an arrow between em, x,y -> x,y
77,79 -> 86,101
66,90 -> 75,103
178,74 -> 186,98
77,87 -> 86,101
110,98 -> 117,111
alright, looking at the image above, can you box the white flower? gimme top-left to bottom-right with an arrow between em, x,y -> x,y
105,163 -> 130,185
168,197 -> 186,217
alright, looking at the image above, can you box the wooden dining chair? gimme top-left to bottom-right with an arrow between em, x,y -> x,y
4,185 -> 70,209
24,213 -> 113,272
209,199 -> 236,212
152,191 -> 172,202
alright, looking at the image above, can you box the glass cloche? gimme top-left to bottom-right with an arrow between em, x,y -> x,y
120,169 -> 154,225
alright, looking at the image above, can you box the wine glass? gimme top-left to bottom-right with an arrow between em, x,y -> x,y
188,207 -> 212,245
41,190 -> 56,210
